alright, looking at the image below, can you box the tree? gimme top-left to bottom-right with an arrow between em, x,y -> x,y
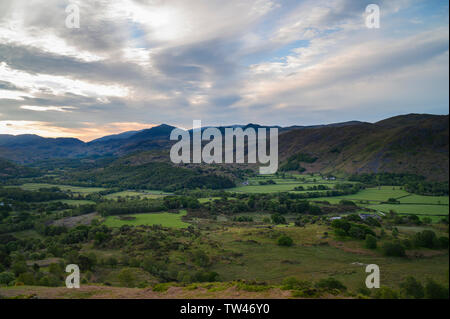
271,213 -> 286,225
438,236 -> 449,249
425,279 -> 449,299
0,272 -> 15,286
118,268 -> 136,288
316,277 -> 347,292
400,276 -> 424,299
374,286 -> 399,299
382,242 -> 405,257
392,227 -> 399,238
277,235 -> 293,247
365,234 -> 377,249
11,260 -> 28,276
192,250 -> 210,267
414,230 -> 438,249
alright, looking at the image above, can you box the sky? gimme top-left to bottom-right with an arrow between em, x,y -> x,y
0,0 -> 448,142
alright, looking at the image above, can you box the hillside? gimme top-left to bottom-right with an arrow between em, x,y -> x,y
278,114 -> 449,181
0,114 -> 448,181
49,151 -> 236,192
0,135 -> 85,163
0,158 -> 40,180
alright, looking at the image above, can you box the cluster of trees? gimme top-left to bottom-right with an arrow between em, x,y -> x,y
331,219 -> 376,240
55,162 -> 235,192
349,172 -> 448,196
233,216 -> 254,222
404,181 -> 449,196
97,199 -> 166,216
205,194 -> 323,216
412,230 -> 449,249
294,185 -> 331,191
349,172 -> 426,185
97,196 -> 201,216
0,186 -> 69,202
280,153 -> 318,172
258,179 -> 276,185
0,158 -> 40,182
0,197 -> 96,234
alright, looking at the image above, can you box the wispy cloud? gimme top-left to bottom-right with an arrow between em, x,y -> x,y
0,0 -> 448,139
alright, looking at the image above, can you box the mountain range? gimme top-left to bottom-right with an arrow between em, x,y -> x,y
0,113 -> 448,181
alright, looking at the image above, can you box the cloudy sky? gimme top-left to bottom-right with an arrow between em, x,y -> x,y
0,0 -> 448,141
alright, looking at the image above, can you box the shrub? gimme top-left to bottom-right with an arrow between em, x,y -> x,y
356,285 -> 372,296
374,287 -> 399,299
152,283 -> 170,292
277,235 -> 294,247
192,250 -> 210,267
382,242 -> 405,257
438,236 -> 449,249
413,230 -> 439,249
193,271 -> 219,283
348,224 -> 375,240
400,276 -> 424,299
365,234 -> 377,249
424,279 -> 449,299
339,200 -> 356,206
291,288 -> 321,298
0,271 -> 15,286
118,268 -> 136,288
17,272 -> 35,285
315,277 -> 346,292
281,277 -> 312,291
271,214 -> 286,225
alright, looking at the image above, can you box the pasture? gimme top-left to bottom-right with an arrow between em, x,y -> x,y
205,225 -> 449,289
16,183 -> 106,194
103,190 -> 169,200
103,210 -> 189,228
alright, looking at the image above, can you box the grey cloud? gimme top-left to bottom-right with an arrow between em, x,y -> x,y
0,81 -> 22,91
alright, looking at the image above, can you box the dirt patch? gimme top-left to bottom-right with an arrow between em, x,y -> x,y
52,213 -> 98,228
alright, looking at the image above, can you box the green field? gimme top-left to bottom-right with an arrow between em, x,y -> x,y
104,190 -> 170,200
103,210 -> 189,228
398,194 -> 449,205
228,174 -> 342,193
230,183 -> 336,194
311,186 -> 410,203
307,186 -> 449,221
369,203 -> 449,218
198,197 -> 237,203
45,199 -> 96,206
16,183 -> 106,194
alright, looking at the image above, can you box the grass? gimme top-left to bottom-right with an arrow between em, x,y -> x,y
368,204 -> 449,220
229,183 -> 336,194
103,191 -> 169,200
103,210 -> 189,228
311,186 -> 411,203
10,230 -> 44,240
198,197 -> 237,203
45,199 -> 96,206
309,186 -> 448,221
16,183 -> 106,194
206,225 -> 449,290
228,174 -> 344,193
398,194 -> 449,205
